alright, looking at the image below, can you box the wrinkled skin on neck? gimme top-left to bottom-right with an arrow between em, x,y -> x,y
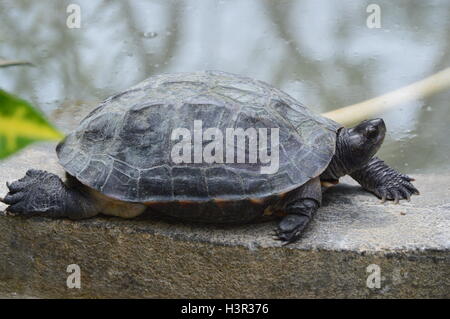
321,119 -> 386,181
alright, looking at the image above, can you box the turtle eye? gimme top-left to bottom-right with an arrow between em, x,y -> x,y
365,126 -> 378,138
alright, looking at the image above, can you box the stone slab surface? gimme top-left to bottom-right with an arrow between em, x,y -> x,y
0,145 -> 449,298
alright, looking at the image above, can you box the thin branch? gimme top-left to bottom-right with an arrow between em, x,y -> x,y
322,67 -> 450,126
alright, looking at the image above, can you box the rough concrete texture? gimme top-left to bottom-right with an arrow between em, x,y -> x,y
0,144 -> 449,298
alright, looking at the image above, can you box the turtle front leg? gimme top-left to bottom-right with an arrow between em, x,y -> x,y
276,177 -> 321,244
350,157 -> 419,203
1,169 -> 100,219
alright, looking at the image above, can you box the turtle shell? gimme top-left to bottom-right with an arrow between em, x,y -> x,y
56,71 -> 341,203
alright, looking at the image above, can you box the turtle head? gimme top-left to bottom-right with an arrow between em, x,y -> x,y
322,118 -> 386,180
345,118 -> 386,163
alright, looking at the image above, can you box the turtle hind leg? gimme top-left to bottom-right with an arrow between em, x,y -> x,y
275,177 -> 321,244
1,169 -> 100,219
276,199 -> 319,243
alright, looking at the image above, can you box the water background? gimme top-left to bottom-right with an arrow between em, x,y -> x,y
1,0 -> 449,173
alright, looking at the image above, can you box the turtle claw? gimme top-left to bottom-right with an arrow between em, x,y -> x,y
379,189 -> 388,203
391,190 -> 401,204
281,240 -> 293,247
272,232 -> 290,243
404,193 -> 411,202
271,232 -> 281,241
272,235 -> 285,242
269,230 -> 278,237
400,174 -> 415,182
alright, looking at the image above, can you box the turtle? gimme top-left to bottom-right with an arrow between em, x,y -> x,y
0,71 -> 419,243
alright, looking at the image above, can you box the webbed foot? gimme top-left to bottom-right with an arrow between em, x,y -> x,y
276,214 -> 310,244
1,169 -> 66,216
373,173 -> 419,204
351,157 -> 420,204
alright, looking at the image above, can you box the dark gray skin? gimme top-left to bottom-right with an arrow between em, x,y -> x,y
277,118 -> 419,242
0,118 -> 419,243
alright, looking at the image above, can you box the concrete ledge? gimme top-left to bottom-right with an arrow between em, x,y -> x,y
0,146 -> 449,298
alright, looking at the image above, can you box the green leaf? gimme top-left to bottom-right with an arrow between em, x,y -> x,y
0,89 -> 64,159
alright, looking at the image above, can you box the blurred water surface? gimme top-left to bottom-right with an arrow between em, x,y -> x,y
0,0 -> 449,173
